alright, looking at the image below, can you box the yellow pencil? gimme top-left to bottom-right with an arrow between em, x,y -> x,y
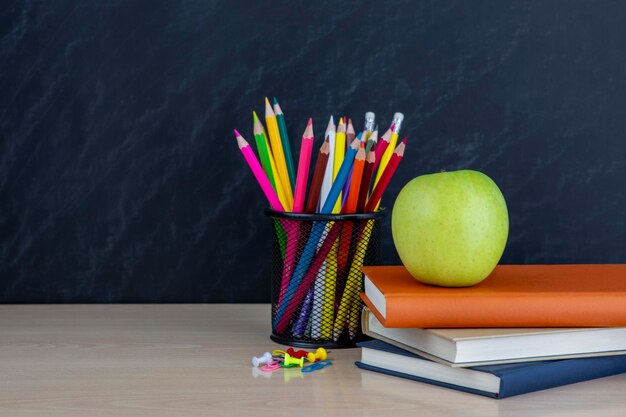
265,97 -> 294,210
333,221 -> 374,341
320,240 -> 338,339
258,118 -> 290,209
332,118 -> 346,213
373,113 -> 404,194
348,294 -> 361,340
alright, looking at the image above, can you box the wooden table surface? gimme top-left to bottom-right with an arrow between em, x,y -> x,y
1,305 -> 626,416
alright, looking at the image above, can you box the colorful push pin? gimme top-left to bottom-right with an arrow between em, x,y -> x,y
307,347 -> 328,363
252,352 -> 273,367
272,349 -> 286,357
283,352 -> 304,368
286,347 -> 309,359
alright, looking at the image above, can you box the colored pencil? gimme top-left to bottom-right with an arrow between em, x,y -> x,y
332,118 -> 346,213
234,130 -> 284,212
292,119 -> 314,213
357,149 -> 376,212
256,115 -> 290,209
312,120 -> 336,332
274,220 -> 343,334
333,219 -> 374,340
311,118 -> 335,337
374,113 -> 403,190
321,138 -> 359,214
275,120 -> 314,310
273,139 -> 359,329
336,142 -> 367,308
348,294 -> 362,339
366,138 -> 406,212
304,138 -> 330,214
338,138 -> 407,339
292,286 -> 314,337
371,124 -> 393,174
364,128 -> 378,156
342,121 -> 357,206
265,98 -> 294,209
253,114 -> 289,258
364,111 -> 375,138
319,240 -> 337,339
319,116 -> 336,211
252,111 -> 276,190
343,142 -> 365,214
276,219 -> 300,308
273,98 -> 297,190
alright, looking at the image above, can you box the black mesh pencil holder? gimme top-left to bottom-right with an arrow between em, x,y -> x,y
266,208 -> 386,349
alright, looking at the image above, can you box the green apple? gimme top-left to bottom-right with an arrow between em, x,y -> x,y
391,170 -> 509,287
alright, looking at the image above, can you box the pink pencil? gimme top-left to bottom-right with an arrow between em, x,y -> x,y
292,119 -> 314,213
234,129 -> 284,212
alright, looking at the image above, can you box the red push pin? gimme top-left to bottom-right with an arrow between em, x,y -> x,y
286,347 -> 309,359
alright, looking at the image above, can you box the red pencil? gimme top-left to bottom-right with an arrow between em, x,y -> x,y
305,137 -> 331,213
342,143 -> 366,214
357,149 -> 376,212
371,124 -> 393,173
365,138 -> 406,212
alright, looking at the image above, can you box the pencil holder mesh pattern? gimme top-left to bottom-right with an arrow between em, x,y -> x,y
266,209 -> 386,348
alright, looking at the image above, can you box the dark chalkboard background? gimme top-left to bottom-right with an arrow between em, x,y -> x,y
1,1 -> 625,303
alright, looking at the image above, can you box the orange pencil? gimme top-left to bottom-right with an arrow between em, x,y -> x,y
343,142 -> 366,214
336,143 -> 366,291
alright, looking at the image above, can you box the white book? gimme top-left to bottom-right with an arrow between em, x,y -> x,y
362,307 -> 626,367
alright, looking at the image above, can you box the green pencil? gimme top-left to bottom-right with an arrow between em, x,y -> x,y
272,98 -> 296,190
252,111 -> 276,189
365,128 -> 378,156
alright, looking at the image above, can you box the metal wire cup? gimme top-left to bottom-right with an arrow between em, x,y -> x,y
266,208 -> 386,348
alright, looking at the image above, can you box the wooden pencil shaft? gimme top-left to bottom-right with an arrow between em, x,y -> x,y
305,140 -> 330,213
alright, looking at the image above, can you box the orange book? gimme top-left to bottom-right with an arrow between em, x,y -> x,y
361,265 -> 626,328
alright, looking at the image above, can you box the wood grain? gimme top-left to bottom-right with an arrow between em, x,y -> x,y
1,305 -> 625,416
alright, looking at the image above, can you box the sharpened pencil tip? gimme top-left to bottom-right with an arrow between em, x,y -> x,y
233,129 -> 241,137
252,111 -> 259,124
402,137 -> 408,144
264,97 -> 270,105
273,97 -> 279,105
307,118 -> 313,126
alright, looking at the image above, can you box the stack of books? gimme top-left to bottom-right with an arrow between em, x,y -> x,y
356,264 -> 626,398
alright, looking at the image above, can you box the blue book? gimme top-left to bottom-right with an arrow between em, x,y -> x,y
356,340 -> 626,399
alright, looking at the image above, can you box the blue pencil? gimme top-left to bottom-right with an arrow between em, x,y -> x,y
273,138 -> 360,329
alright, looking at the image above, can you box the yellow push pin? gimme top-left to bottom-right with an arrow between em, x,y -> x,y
283,352 -> 304,368
307,347 -> 328,363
